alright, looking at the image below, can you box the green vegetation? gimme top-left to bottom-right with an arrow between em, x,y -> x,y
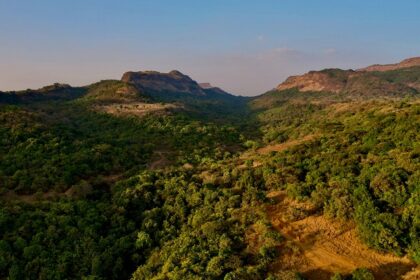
0,101 -> 243,195
371,66 -> 420,86
253,97 -> 420,260
1,167 -> 280,279
0,68 -> 419,279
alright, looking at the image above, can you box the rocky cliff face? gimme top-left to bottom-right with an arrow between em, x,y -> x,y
199,83 -> 213,89
276,69 -> 350,93
358,57 -> 420,72
121,70 -> 206,95
274,58 -> 420,97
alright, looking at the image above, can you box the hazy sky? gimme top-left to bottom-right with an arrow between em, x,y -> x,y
1,1 -> 420,96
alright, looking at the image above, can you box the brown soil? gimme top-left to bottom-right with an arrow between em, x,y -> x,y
94,102 -> 178,117
149,151 -> 172,170
238,134 -> 318,169
257,134 -> 318,155
359,57 -> 420,72
277,71 -> 347,93
266,191 -> 416,280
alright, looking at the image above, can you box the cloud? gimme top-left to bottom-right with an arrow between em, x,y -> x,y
324,48 -> 337,55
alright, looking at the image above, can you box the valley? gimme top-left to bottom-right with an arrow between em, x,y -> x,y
0,58 -> 419,280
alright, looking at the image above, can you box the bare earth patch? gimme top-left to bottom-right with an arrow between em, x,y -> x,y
266,191 -> 416,280
257,134 -> 318,155
238,134 -> 319,169
148,151 -> 172,170
93,102 -> 179,117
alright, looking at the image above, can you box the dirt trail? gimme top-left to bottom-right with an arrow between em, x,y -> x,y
149,151 -> 171,170
266,191 -> 416,280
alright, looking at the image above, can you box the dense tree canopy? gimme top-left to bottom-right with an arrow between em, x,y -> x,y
0,89 -> 419,279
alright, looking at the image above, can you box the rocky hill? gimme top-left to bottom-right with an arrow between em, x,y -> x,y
198,83 -> 213,89
121,70 -> 206,96
0,83 -> 85,104
82,80 -> 144,102
274,58 -> 420,98
276,69 -> 350,93
359,57 -> 420,72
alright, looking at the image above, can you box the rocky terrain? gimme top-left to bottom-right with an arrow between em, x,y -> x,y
275,57 -> 420,98
121,70 -> 206,95
276,69 -> 349,93
359,57 -> 420,72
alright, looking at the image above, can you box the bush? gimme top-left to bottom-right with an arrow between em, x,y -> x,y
351,268 -> 374,280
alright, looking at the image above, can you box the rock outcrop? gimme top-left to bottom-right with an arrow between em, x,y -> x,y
121,70 -> 205,95
275,58 -> 420,97
358,57 -> 420,72
276,69 -> 350,93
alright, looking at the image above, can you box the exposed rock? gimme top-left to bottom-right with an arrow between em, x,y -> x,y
121,70 -> 205,95
359,57 -> 420,72
276,69 -> 351,93
199,83 -> 213,89
275,59 -> 420,97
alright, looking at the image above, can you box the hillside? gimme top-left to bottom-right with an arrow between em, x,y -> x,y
0,83 -> 85,103
274,58 -> 420,99
121,70 -> 241,99
359,57 -> 420,72
121,70 -> 206,96
0,59 -> 419,280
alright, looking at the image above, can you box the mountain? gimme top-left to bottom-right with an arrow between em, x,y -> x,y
276,69 -> 350,93
0,70 -> 239,105
198,82 -> 213,89
0,70 -> 246,122
119,70 -> 247,119
82,80 -> 144,102
120,70 -> 242,100
359,57 -> 420,72
199,82 -> 237,99
274,58 -> 420,98
121,70 -> 206,96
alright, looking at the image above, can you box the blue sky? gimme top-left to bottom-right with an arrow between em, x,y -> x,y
1,1 -> 419,95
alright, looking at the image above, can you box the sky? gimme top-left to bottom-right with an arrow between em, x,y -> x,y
1,1 -> 420,96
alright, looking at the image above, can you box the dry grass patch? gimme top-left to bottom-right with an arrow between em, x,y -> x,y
93,102 -> 179,117
266,191 -> 415,280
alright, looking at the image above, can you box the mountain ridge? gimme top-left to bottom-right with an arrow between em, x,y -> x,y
274,57 -> 420,98
121,70 -> 206,96
358,57 -> 420,72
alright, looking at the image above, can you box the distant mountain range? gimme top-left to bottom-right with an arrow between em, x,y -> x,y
0,70 -> 238,104
1,57 -> 420,106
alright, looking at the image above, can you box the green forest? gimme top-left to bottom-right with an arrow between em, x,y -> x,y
0,74 -> 419,280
